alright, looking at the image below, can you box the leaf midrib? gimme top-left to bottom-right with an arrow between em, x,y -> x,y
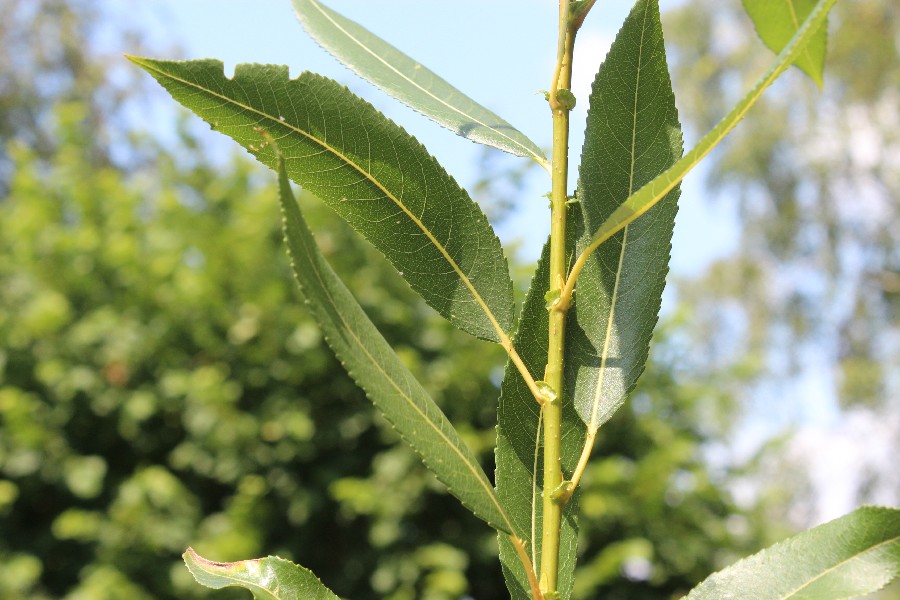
583,0 -> 836,255
135,57 -> 507,341
783,0 -> 817,75
781,532 -> 900,598
289,199 -> 518,536
530,411 -> 542,568
302,0 -> 547,166
586,3 -> 650,433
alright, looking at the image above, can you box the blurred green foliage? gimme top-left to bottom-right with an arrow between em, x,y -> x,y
0,1 -> 769,599
0,99 -> 512,599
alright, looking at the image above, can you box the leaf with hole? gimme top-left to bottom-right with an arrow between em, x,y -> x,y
128,56 -> 515,342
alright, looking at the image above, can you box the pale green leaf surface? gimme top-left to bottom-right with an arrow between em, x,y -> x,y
580,0 -> 836,265
742,0 -> 828,87
571,0 -> 682,432
291,0 -> 547,166
496,213 -> 586,599
685,506 -> 900,599
128,56 -> 514,342
275,151 -> 515,534
183,548 -> 340,600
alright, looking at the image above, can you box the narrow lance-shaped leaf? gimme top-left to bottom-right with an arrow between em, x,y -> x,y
574,0 -> 837,274
183,547 -> 340,600
291,0 -> 548,167
496,212 -> 585,599
570,0 -> 683,432
275,149 -> 516,535
686,506 -> 900,599
128,57 -> 514,342
741,0 -> 829,88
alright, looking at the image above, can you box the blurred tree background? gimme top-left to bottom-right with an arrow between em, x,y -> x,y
0,1 -> 895,599
665,0 -> 899,529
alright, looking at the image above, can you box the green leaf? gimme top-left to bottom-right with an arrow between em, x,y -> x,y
570,0 -> 682,432
496,213 -> 586,599
183,547 -> 340,600
576,0 -> 836,271
741,0 -> 829,88
291,0 -> 548,167
275,149 -> 516,535
127,56 -> 514,343
685,506 -> 900,599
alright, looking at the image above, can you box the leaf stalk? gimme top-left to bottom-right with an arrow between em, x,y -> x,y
512,535 -> 545,600
571,0 -> 599,31
502,334 -> 547,407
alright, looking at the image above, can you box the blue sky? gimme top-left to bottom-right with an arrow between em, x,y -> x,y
140,0 -> 738,271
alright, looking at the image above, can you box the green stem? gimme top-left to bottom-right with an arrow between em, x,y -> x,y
540,5 -> 576,595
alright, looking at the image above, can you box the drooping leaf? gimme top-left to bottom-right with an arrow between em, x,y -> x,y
128,57 -> 514,342
576,0 -> 836,268
570,0 -> 682,432
183,547 -> 340,600
291,0 -> 548,167
496,211 -> 586,599
686,506 -> 900,599
275,149 -> 516,534
741,0 -> 829,87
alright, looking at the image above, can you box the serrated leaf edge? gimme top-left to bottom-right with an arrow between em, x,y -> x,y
565,0 -> 836,298
128,55 -> 512,344
275,154 -> 518,536
742,0 -> 827,87
183,547 -> 337,599
686,506 -> 900,600
784,538 -> 900,598
782,0 -> 824,85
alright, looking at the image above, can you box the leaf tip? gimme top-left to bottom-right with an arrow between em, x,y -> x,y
183,547 -> 224,571
123,54 -> 146,68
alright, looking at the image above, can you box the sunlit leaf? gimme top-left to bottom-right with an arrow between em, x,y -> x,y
275,150 -> 516,534
686,506 -> 900,599
183,547 -> 340,600
570,0 -> 682,432
742,0 -> 829,87
128,56 -> 514,342
576,0 -> 836,270
291,0 -> 548,166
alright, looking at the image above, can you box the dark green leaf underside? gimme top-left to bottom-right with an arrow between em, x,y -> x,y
276,151 -> 515,535
128,56 -> 514,342
291,0 -> 547,165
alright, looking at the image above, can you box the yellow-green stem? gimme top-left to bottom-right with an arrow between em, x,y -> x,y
539,7 -> 576,594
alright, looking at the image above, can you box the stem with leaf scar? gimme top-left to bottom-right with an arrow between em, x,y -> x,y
538,1 -> 589,595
